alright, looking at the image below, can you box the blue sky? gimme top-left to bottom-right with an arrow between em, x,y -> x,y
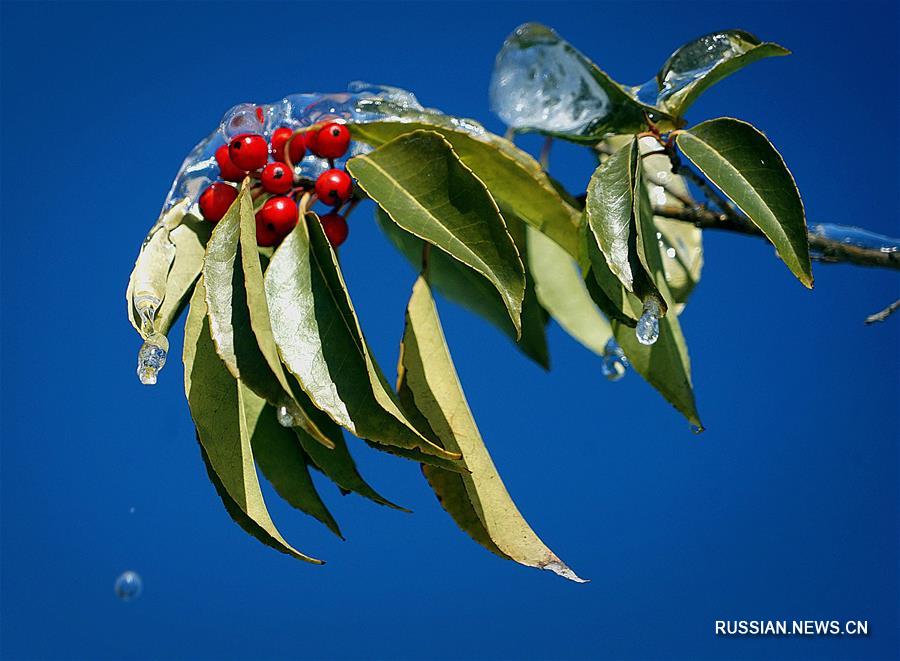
1,2 -> 897,659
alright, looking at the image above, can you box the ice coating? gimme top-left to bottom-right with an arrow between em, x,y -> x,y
160,83 -> 434,218
632,30 -> 769,108
809,224 -> 900,254
600,338 -> 628,382
636,296 -> 662,346
490,23 -> 611,135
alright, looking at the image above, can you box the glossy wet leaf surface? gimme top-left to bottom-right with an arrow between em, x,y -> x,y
347,130 -> 525,332
398,276 -> 584,582
676,118 -> 811,287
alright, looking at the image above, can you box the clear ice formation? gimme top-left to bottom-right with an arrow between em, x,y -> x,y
114,571 -> 143,602
276,405 -> 295,428
636,297 -> 662,346
133,83 -> 453,385
600,338 -> 629,382
160,82 -> 443,218
808,224 -> 900,254
490,23 -> 611,135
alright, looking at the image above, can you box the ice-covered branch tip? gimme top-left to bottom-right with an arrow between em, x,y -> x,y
652,204 -> 900,272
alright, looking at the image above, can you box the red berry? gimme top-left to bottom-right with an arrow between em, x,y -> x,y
260,162 -> 294,194
255,196 -> 298,246
228,133 -> 268,171
320,213 -> 349,248
315,169 -> 353,204
198,183 -> 238,223
287,132 -> 306,164
215,145 -> 246,182
270,127 -> 293,163
304,129 -> 319,156
313,122 -> 351,159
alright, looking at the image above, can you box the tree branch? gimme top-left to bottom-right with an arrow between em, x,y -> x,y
864,299 -> 900,325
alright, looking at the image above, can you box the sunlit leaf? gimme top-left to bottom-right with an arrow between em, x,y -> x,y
676,117 -> 812,287
264,213 -> 460,465
398,276 -> 585,582
347,130 -> 525,333
183,278 -> 321,563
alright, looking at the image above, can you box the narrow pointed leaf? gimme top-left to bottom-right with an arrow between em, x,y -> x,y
247,394 -> 343,539
376,207 -> 548,368
350,121 -> 581,257
264,214 -> 460,464
398,276 -> 584,582
527,225 -> 611,355
183,278 -> 321,563
202,183 -> 332,447
584,138 -> 660,306
676,118 -> 812,287
347,129 -> 525,333
657,30 -> 789,116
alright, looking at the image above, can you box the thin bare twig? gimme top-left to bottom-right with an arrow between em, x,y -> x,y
864,299 -> 900,325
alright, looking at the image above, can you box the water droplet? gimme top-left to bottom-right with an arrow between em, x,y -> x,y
691,424 -> 706,435
600,338 -> 628,381
136,333 -> 168,385
635,297 -> 661,346
276,405 -> 295,428
114,571 -> 143,601
129,506 -> 136,514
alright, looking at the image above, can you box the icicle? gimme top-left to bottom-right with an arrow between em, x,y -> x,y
136,332 -> 168,385
600,338 -> 628,381
635,297 -> 661,346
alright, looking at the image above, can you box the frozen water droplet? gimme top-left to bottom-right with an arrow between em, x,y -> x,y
220,103 -> 265,139
276,405 -> 295,428
691,424 -> 706,435
114,571 -> 143,601
137,333 -> 168,385
636,297 -> 661,346
600,338 -> 628,381
490,23 -> 611,135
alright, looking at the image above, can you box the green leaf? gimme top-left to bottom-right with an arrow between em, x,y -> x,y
289,391 -> 407,511
126,201 -> 211,337
656,30 -> 790,116
376,206 -> 549,369
202,182 -> 332,447
350,121 -> 581,258
491,23 -> 677,141
248,395 -> 343,539
526,225 -> 611,355
183,277 -> 321,563
398,276 -> 585,582
584,138 -> 664,310
347,129 -> 526,333
264,213 -> 460,464
676,118 -> 811,287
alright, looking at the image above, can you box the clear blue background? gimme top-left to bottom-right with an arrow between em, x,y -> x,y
2,2 -> 897,659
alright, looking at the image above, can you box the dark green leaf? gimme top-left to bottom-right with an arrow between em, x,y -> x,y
183,277 -> 321,563
350,121 -> 581,257
347,130 -> 525,332
264,213 -> 461,464
676,118 -> 811,287
398,276 -> 584,582
656,31 -> 790,116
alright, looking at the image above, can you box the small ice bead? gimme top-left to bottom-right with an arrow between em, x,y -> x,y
276,405 -> 295,428
635,298 -> 661,346
600,338 -> 628,381
137,333 -> 169,385
114,571 -> 143,601
220,103 -> 264,140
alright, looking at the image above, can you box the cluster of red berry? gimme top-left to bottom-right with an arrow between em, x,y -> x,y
197,120 -> 355,248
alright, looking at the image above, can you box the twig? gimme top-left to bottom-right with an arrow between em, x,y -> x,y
864,299 -> 900,325
652,204 -> 900,271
